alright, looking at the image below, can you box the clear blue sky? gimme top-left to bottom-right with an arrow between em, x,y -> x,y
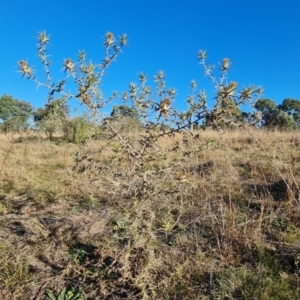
1,0 -> 300,115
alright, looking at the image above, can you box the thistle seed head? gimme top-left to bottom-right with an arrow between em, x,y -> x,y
156,71 -> 165,80
129,83 -> 137,94
159,99 -> 171,114
64,59 -> 74,73
122,91 -> 128,101
198,50 -> 207,60
256,86 -> 263,95
168,88 -> 176,96
38,31 -> 50,45
105,32 -> 115,46
225,81 -> 238,95
18,60 -> 33,77
144,86 -> 151,94
139,72 -> 146,83
218,81 -> 238,97
120,34 -> 127,46
240,86 -> 254,100
78,50 -> 86,60
199,90 -> 207,101
142,100 -> 151,109
190,80 -> 197,89
222,58 -> 230,71
82,63 -> 96,75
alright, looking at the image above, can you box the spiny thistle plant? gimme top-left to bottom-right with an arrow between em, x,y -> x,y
18,30 -> 126,115
198,51 -> 263,129
18,31 -> 264,297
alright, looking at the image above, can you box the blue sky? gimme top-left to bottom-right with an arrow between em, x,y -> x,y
1,0 -> 300,115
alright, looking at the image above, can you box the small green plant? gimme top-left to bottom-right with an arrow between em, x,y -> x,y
43,287 -> 85,300
68,243 -> 96,264
272,216 -> 296,233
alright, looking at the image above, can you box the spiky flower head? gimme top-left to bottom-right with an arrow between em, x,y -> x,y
226,81 -> 237,95
105,31 -> 115,46
142,100 -> 151,109
256,86 -> 263,95
221,58 -> 230,71
139,72 -> 146,83
18,60 -> 33,78
76,87 -> 92,108
168,88 -> 176,96
82,63 -> 96,75
144,86 -> 151,94
80,93 -> 92,108
190,80 -> 197,89
219,81 -> 238,97
77,85 -> 88,95
37,31 -> 50,45
122,91 -> 128,101
64,59 -> 74,73
156,71 -> 165,80
198,50 -> 207,60
199,90 -> 207,101
78,50 -> 86,61
159,98 -> 171,115
240,86 -> 254,100
120,34 -> 127,46
129,83 -> 137,94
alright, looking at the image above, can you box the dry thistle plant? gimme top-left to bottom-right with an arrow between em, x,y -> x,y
18,31 -> 126,112
18,31 -> 267,298
198,51 -> 262,130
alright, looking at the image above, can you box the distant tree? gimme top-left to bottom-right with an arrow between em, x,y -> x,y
255,99 -> 278,127
33,107 -> 47,123
63,115 -> 93,144
108,105 -> 143,130
0,94 -> 33,131
204,96 -> 246,128
33,98 -> 69,140
240,111 -> 260,126
278,98 -> 300,126
33,98 -> 69,122
0,94 -> 17,121
255,98 -> 297,129
111,105 -> 140,119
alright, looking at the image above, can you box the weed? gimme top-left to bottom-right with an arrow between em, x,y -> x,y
43,286 -> 85,300
2,258 -> 34,290
68,243 -> 96,265
215,266 -> 300,300
0,30 -> 296,299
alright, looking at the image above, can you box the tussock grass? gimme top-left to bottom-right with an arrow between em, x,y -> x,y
0,129 -> 300,299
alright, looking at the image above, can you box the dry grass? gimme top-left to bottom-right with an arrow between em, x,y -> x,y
0,129 -> 300,299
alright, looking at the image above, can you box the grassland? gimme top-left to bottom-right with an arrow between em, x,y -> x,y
0,129 -> 300,299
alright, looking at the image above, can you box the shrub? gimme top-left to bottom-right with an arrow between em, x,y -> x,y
34,98 -> 69,140
63,116 -> 93,144
18,30 -> 264,298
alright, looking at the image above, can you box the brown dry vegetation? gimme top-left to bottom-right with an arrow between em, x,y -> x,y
1,129 -> 300,299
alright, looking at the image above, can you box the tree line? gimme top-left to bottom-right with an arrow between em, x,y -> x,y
1,93 -> 300,137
